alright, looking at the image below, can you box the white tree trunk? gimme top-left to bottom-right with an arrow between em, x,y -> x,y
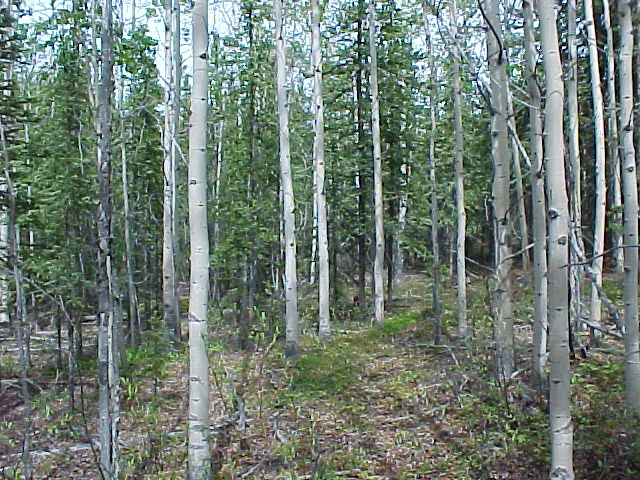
448,0 -> 467,339
187,0 -> 211,476
0,177 -> 7,325
163,0 -> 180,342
617,0 -> 640,417
566,0 -> 584,342
584,0 -> 607,340
538,0 -> 574,476
369,0 -> 385,327
275,0 -> 300,358
95,0 -> 120,476
485,0 -> 514,379
523,0 -> 548,386
602,0 -> 623,272
311,0 -> 330,339
421,1 -> 441,344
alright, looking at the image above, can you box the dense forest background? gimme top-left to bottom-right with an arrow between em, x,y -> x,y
1,0 -> 640,478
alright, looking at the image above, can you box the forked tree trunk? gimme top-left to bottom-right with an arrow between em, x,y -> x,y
187,0 -> 212,476
617,0 -> 640,418
538,0 -> 574,476
369,0 -> 385,326
95,0 -> 120,476
485,0 -> 514,379
275,0 -> 300,358
311,0 -> 330,338
584,0 -> 607,341
523,0 -> 548,387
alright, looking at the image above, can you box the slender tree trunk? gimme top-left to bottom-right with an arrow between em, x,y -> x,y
0,109 -> 32,480
485,0 -> 514,379
421,1 -> 441,344
584,0 -> 607,342
512,142 -> 530,271
162,0 -> 180,342
602,0 -> 624,272
311,0 -> 330,338
95,0 -> 120,476
538,0 -> 574,475
187,0 -> 211,475
275,0 -> 300,358
118,4 -> 139,347
617,0 -> 640,418
523,0 -> 548,387
566,0 -> 585,343
448,0 -> 467,339
369,0 -> 385,326
356,6 -> 367,305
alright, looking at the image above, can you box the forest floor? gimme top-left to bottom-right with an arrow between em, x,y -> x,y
0,272 -> 639,479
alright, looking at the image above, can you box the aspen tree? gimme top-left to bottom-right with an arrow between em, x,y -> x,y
311,0 -> 330,338
163,0 -> 180,342
449,0 -> 467,339
187,0 -> 212,475
484,0 -> 514,379
95,0 -> 120,476
538,0 -> 574,475
602,0 -> 623,272
584,0 -> 607,340
421,1 -> 441,344
275,0 -> 300,358
369,0 -> 385,327
523,0 -> 548,385
118,0 -> 139,347
617,0 -> 640,417
566,0 -> 584,342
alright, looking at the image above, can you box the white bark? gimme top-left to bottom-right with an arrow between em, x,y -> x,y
485,0 -> 514,379
369,0 -> 385,327
523,0 -> 548,386
602,0 -> 623,272
163,0 -> 180,342
617,0 -> 640,417
187,0 -> 211,476
421,1 -> 441,344
584,0 -> 607,339
538,0 -> 574,476
566,0 -> 585,342
95,0 -> 120,476
448,0 -> 467,338
311,0 -> 330,338
0,178 -> 7,325
275,0 -> 300,358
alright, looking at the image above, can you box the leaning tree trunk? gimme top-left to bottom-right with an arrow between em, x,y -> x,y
162,0 -> 180,342
95,0 -> 120,476
538,0 -> 574,476
617,0 -> 640,418
484,0 -> 514,380
523,0 -> 548,387
584,0 -> 607,343
369,0 -> 385,327
275,0 -> 300,358
311,0 -> 330,339
187,0 -> 212,476
448,0 -> 467,339
602,0 -> 623,272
